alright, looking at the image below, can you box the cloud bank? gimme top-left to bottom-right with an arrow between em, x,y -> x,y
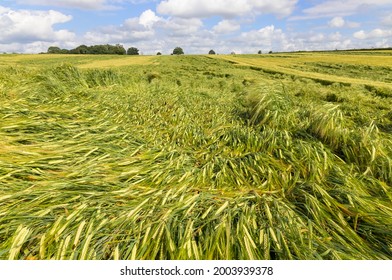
1,1 -> 392,53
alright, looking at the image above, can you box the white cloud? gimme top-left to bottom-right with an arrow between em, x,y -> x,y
0,6 -> 75,44
158,17 -> 204,37
353,30 -> 367,40
212,20 -> 240,34
346,21 -> 361,28
125,0 -> 159,3
309,33 -> 325,42
293,0 -> 392,19
82,9 -> 203,50
157,0 -> 298,18
237,25 -> 289,51
16,0 -> 160,10
382,13 -> 392,25
374,39 -> 390,48
0,41 -> 74,53
328,16 -> 360,28
329,17 -> 345,28
354,28 -> 392,40
84,24 -> 154,45
0,6 -> 11,14
231,27 -> 356,53
15,0 -> 113,10
74,8 -> 210,54
138,9 -> 161,29
2,3 -> 390,54
329,32 -> 342,41
83,10 -> 164,45
289,31 -> 356,51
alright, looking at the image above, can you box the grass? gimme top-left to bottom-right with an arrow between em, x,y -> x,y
216,52 -> 392,89
0,53 -> 391,260
0,54 -> 156,69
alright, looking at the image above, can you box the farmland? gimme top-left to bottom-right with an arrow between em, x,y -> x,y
0,51 -> 391,260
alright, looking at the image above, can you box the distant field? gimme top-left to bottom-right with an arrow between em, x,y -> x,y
0,52 -> 391,260
0,54 -> 156,69
216,51 -> 392,89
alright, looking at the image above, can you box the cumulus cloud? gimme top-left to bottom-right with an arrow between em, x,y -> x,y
15,0 -> 114,10
0,6 -> 11,13
82,10 -> 164,45
382,14 -> 392,26
230,26 -> 353,53
84,23 -> 154,45
353,30 -> 367,40
157,0 -> 298,18
309,33 -> 325,43
293,0 -> 392,19
75,7 -> 208,54
1,41 -> 74,53
16,0 -> 161,10
2,3 -> 390,54
288,31 -> 356,51
236,25 -> 288,51
158,17 -> 203,37
329,32 -> 343,41
212,20 -> 240,34
0,6 -> 75,44
138,9 -> 161,29
354,28 -> 392,40
83,9 -> 203,49
328,16 -> 360,28
329,17 -> 345,28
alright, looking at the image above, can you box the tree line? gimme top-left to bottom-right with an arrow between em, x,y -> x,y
47,45 -> 270,55
48,44 -> 129,55
47,45 -> 185,55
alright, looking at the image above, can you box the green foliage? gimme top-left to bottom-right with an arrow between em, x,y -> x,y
0,54 -> 392,260
209,49 -> 216,55
173,47 -> 184,55
127,47 -> 139,55
294,62 -> 392,83
70,45 -> 89,54
325,93 -> 341,102
146,72 -> 161,83
47,46 -> 62,54
49,44 -> 126,55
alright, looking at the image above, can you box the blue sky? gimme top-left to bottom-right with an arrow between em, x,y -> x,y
1,0 -> 392,54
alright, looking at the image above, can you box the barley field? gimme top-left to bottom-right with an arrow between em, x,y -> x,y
0,52 -> 391,260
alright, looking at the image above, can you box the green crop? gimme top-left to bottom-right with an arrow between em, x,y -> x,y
0,52 -> 391,260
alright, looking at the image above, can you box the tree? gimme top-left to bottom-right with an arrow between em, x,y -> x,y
70,45 -> 89,54
47,46 -> 62,54
258,50 -> 262,54
127,47 -> 139,55
172,47 -> 184,55
208,49 -> 216,55
51,44 -> 126,55
156,52 -> 162,55
114,44 -> 126,55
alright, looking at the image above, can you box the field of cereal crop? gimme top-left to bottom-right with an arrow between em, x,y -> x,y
1,52 -> 391,260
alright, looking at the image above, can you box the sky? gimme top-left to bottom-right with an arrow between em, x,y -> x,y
1,0 -> 392,54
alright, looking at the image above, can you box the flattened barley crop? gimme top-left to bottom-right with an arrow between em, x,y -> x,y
0,54 -> 391,260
